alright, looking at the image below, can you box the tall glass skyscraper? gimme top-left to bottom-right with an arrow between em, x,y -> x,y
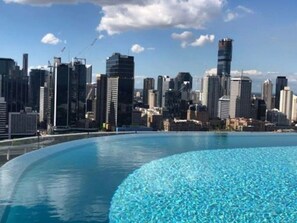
106,53 -> 134,127
217,38 -> 233,96
53,59 -> 87,128
275,76 -> 288,109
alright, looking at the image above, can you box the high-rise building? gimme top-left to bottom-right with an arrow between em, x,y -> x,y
39,85 -> 48,124
106,53 -> 134,127
262,79 -> 273,110
0,97 -> 7,133
0,58 -> 28,116
148,89 -> 158,109
96,74 -> 107,128
202,74 -> 220,119
143,78 -> 155,106
86,64 -> 92,84
106,77 -> 119,128
174,72 -> 193,91
29,69 -> 47,112
229,76 -> 252,118
291,95 -> 297,122
53,58 -> 87,128
279,86 -> 293,122
22,53 -> 28,76
275,76 -> 288,109
218,96 -> 230,120
217,38 -> 233,96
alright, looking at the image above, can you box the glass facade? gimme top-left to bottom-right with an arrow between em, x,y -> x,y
106,53 -> 134,127
29,69 -> 47,112
275,76 -> 288,109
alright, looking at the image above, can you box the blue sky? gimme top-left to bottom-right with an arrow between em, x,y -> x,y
1,0 -> 297,92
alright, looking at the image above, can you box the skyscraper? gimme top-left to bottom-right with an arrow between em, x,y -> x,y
53,58 -> 87,128
143,78 -> 155,106
262,79 -> 273,110
279,86 -> 293,123
217,38 -> 233,96
106,77 -> 119,128
0,58 -> 28,115
22,53 -> 28,76
229,76 -> 252,118
86,64 -> 92,84
96,74 -> 107,128
202,74 -> 220,119
0,97 -> 7,133
29,69 -> 47,112
275,76 -> 288,109
106,53 -> 134,127
174,72 -> 192,91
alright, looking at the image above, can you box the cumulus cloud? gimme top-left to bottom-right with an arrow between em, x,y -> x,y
98,0 -> 224,35
5,0 -> 225,35
98,34 -> 104,39
190,34 -> 215,47
131,44 -> 145,54
172,31 -> 215,48
231,69 -> 263,76
224,5 -> 254,22
171,31 -> 193,48
41,33 -> 61,45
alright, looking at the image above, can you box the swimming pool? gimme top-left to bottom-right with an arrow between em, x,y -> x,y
1,132 -> 297,222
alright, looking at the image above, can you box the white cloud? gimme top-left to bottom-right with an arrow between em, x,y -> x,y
224,5 -> 254,22
231,69 -> 263,76
41,33 -> 61,45
5,0 -> 225,35
98,34 -> 104,39
190,34 -> 215,47
98,0 -> 224,35
171,31 -> 193,48
224,11 -> 239,22
172,32 -> 215,48
131,44 -> 145,53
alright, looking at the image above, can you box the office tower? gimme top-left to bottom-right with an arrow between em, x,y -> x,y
39,86 -> 48,124
164,89 -> 182,118
175,72 -> 193,91
8,111 -> 38,139
0,58 -> 28,115
106,77 -> 119,128
157,76 -> 163,107
162,76 -> 174,108
266,109 -> 289,126
218,96 -> 230,120
275,76 -> 288,109
279,86 -> 293,122
29,69 -> 47,112
53,58 -> 87,128
143,78 -> 155,106
54,63 -> 70,127
251,97 -> 266,121
106,53 -> 134,127
217,38 -> 233,96
86,64 -> 92,84
202,74 -> 220,119
22,53 -> 28,76
262,79 -> 273,110
96,74 -> 107,128
148,89 -> 158,109
229,76 -> 252,118
0,97 -> 7,133
291,95 -> 297,122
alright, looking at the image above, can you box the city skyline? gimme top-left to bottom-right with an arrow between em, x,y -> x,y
1,0 -> 297,91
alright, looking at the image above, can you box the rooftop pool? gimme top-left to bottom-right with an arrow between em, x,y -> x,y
1,132 -> 297,222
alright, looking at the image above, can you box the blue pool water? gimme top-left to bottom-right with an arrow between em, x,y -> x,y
1,132 -> 297,222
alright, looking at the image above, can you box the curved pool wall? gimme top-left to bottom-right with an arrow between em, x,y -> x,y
1,132 -> 297,222
0,137 -> 93,220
